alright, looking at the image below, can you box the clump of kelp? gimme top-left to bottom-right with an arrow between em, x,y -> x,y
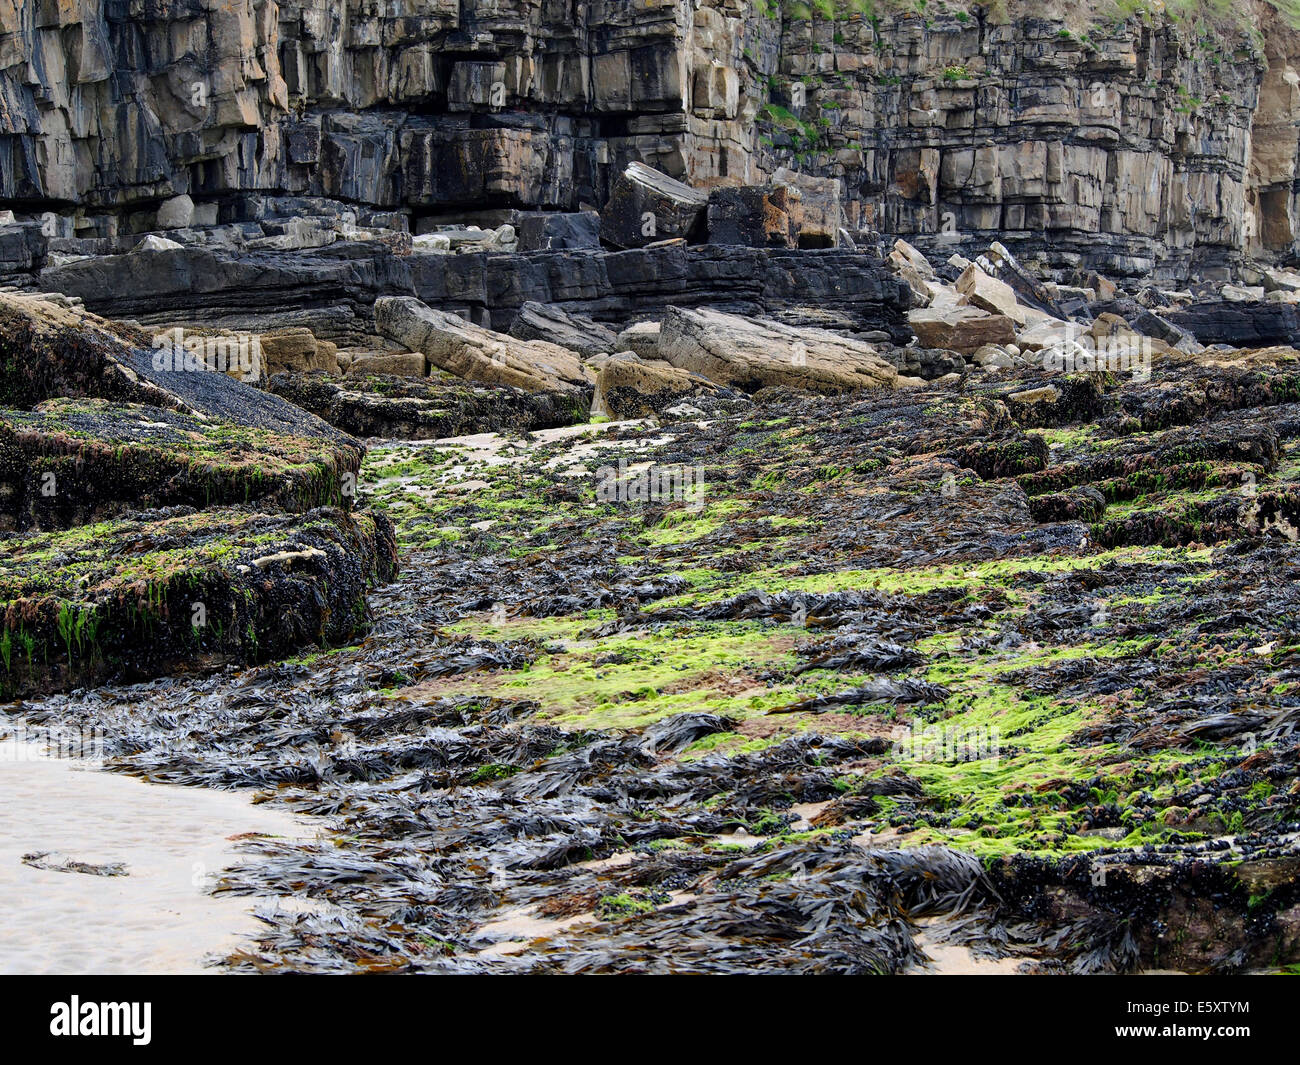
9,343 -> 1300,973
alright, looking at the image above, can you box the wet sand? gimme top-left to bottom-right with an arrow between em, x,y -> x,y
0,738 -> 310,974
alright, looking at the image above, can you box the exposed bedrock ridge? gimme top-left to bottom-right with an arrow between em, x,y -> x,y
34,243 -> 914,342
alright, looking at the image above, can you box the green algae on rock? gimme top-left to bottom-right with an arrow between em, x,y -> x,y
0,399 -> 360,531
0,506 -> 397,698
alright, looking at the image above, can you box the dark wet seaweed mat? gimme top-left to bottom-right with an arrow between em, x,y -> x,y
10,359 -> 1300,974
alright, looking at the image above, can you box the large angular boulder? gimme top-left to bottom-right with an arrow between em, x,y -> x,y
956,262 -> 1027,325
909,305 -> 1017,355
772,168 -> 842,247
616,321 -> 662,360
508,302 -> 619,359
888,238 -> 936,309
707,185 -> 800,248
656,307 -> 896,393
600,162 -> 708,250
155,194 -> 196,230
374,296 -> 594,393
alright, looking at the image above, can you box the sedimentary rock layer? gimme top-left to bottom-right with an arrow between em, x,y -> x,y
4,3 -> 1297,280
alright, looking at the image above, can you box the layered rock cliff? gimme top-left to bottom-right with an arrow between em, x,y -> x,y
2,1 -> 1300,281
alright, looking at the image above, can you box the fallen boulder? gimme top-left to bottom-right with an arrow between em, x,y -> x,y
706,185 -> 800,248
616,321 -> 662,360
956,262 -> 1027,325
772,167 -> 842,247
656,307 -> 896,393
374,296 -> 594,393
600,162 -> 708,250
909,305 -> 1017,355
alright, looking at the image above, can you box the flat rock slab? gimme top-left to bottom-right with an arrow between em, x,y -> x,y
0,398 -> 358,532
909,305 -> 1017,355
375,296 -> 594,394
656,307 -> 897,394
0,505 -> 397,699
268,372 -> 590,439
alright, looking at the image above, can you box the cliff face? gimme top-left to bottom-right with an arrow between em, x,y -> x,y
749,4 -> 1300,281
2,1 -> 1299,280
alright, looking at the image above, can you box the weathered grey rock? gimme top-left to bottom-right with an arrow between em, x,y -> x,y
1,2 -> 1298,289
38,242 -> 913,343
134,235 -> 184,253
508,302 -> 619,360
600,163 -> 708,250
1166,300 -> 1300,348
156,195 -> 195,230
657,307 -> 896,394
374,296 -> 594,393
972,345 -> 1015,369
1222,284 -> 1266,302
1130,309 -> 1202,354
0,223 -> 48,274
517,212 -> 601,252
707,185 -> 800,248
